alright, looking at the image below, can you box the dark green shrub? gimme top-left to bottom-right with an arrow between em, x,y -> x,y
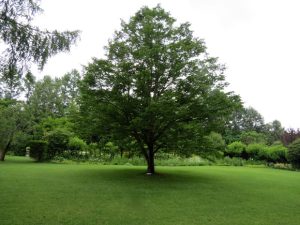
287,138 -> 300,168
46,129 -> 71,159
28,140 -> 48,162
9,132 -> 32,156
225,141 -> 246,158
203,132 -> 226,157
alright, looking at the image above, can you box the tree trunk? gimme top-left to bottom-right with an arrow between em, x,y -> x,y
0,139 -> 12,161
0,149 -> 5,161
146,145 -> 155,175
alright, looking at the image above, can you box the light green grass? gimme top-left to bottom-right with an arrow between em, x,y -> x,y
1,156 -> 300,225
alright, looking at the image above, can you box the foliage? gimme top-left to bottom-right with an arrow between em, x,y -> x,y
45,128 -> 71,159
240,131 -> 266,145
9,131 -> 32,156
0,0 -> 79,76
287,138 -> 300,168
225,141 -> 246,158
246,143 -> 266,159
104,142 -> 119,159
27,72 -> 81,122
202,132 -> 225,157
258,144 -> 287,163
0,99 -> 30,160
28,140 -> 48,161
267,144 -> 287,163
224,106 -> 265,143
80,5 -> 240,173
227,107 -> 265,133
264,120 -> 284,145
68,136 -> 87,152
281,128 -> 300,146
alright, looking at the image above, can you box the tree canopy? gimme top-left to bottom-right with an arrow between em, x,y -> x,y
81,6 -> 240,174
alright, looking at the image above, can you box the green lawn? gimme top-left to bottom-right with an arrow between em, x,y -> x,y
1,156 -> 300,225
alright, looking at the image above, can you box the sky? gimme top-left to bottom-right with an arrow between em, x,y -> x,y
32,0 -> 300,128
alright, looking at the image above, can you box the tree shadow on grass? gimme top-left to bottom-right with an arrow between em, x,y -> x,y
72,166 -> 222,189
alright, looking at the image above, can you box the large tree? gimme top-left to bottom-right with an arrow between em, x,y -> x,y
0,0 -> 79,90
81,6 -> 240,174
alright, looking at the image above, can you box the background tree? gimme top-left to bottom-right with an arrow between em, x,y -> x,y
264,120 -> 284,145
287,138 -> 300,168
281,128 -> 300,146
81,6 -> 240,174
27,71 -> 80,123
224,106 -> 265,143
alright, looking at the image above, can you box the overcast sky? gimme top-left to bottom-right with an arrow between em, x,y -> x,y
32,0 -> 300,128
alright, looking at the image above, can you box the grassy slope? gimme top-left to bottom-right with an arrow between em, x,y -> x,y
1,156 -> 300,225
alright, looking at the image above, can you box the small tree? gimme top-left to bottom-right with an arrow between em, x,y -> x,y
287,138 -> 300,168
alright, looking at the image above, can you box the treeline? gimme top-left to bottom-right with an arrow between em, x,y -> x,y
1,69 -> 300,169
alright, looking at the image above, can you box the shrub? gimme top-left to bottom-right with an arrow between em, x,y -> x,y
287,138 -> 300,168
203,132 -> 226,157
68,137 -> 87,152
28,140 -> 48,162
225,141 -> 246,158
46,129 -> 71,159
267,144 -> 287,163
246,143 -> 266,159
258,144 -> 287,163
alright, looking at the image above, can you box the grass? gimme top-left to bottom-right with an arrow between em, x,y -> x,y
1,156 -> 300,225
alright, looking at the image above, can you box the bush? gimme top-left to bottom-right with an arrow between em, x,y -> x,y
268,145 -> 287,163
68,137 -> 87,152
246,143 -> 266,159
258,144 -> 287,163
225,141 -> 246,158
28,140 -> 48,162
287,138 -> 300,168
46,129 -> 71,159
203,132 -> 226,157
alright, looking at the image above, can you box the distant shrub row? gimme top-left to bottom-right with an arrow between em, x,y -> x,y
28,130 -> 87,162
224,139 -> 300,168
225,141 -> 287,163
